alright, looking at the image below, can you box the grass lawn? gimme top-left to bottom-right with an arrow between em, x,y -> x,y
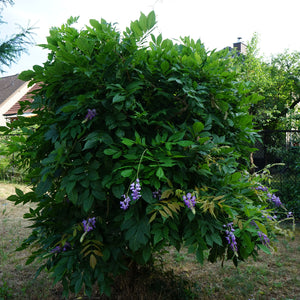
0,182 -> 299,299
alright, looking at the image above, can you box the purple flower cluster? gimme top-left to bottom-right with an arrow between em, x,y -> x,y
120,194 -> 131,210
257,231 -> 270,247
85,108 -> 97,120
224,222 -> 238,252
255,186 -> 268,192
267,192 -> 282,207
182,193 -> 196,209
255,185 -> 282,207
120,179 -> 142,210
153,189 -> 161,200
266,214 -> 277,221
287,211 -> 293,218
130,178 -> 141,201
50,242 -> 71,253
82,217 -> 96,232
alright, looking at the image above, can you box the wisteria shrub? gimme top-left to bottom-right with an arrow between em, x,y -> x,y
2,12 -> 294,297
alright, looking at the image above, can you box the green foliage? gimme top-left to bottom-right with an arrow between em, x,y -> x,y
3,12 -> 293,298
0,134 -> 28,182
236,34 -> 300,130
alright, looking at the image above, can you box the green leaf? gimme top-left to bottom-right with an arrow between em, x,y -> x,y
113,94 -> 126,103
193,122 -> 204,134
257,244 -> 271,254
83,195 -> 94,212
177,140 -> 194,147
112,184 -> 125,198
125,217 -> 150,251
130,20 -> 143,37
142,186 -> 156,204
161,61 -> 169,73
89,19 -> 102,31
121,138 -> 135,146
104,148 -> 119,155
196,248 -> 204,264
147,11 -> 156,29
18,70 -> 35,81
211,233 -> 223,246
156,167 -> 165,179
142,245 -> 151,263
231,172 -> 241,182
74,275 -> 83,295
255,221 -> 267,235
153,229 -> 163,245
139,12 -> 147,31
121,169 -> 133,178
157,33 -> 162,45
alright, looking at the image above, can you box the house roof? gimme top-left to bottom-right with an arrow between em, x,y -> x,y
3,84 -> 39,116
0,74 -> 25,105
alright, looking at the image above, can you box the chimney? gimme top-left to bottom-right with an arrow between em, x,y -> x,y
233,37 -> 247,55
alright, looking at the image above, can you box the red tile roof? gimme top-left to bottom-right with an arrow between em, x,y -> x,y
0,74 -> 25,105
3,84 -> 39,116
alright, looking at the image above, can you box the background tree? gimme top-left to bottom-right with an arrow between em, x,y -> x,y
236,34 -> 300,130
0,0 -> 34,73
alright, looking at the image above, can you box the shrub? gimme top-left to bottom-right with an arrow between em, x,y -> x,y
3,12 -> 294,298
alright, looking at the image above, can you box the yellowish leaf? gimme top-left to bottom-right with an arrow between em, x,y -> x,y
149,212 -> 157,223
238,220 -> 243,230
93,250 -> 103,257
162,205 -> 173,218
90,254 -> 97,269
161,189 -> 173,199
159,210 -> 168,218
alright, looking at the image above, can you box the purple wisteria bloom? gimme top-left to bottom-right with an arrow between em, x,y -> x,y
50,242 -> 71,253
182,193 -> 196,209
153,189 -> 161,200
62,242 -> 71,252
82,217 -> 96,232
266,214 -> 277,221
255,186 -> 268,192
267,193 -> 282,207
50,245 -> 61,254
120,194 -> 131,210
130,178 -> 141,201
85,108 -> 97,121
287,211 -> 293,218
224,222 -> 238,252
258,231 -> 270,247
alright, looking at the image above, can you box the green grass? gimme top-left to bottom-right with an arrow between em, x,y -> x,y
0,182 -> 299,299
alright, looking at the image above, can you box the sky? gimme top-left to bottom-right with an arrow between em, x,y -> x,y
1,0 -> 300,76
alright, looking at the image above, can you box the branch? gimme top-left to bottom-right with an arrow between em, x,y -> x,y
0,23 -> 36,72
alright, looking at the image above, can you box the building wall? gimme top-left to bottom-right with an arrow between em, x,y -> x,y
0,82 -> 31,126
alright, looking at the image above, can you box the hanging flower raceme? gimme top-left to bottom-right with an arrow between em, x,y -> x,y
82,217 -> 96,232
182,193 -> 196,209
120,178 -> 142,210
255,185 -> 268,192
257,231 -> 270,247
50,242 -> 71,254
267,192 -> 282,207
130,178 -> 141,200
120,195 -> 131,210
84,108 -> 97,121
255,185 -> 282,207
224,222 -> 238,252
